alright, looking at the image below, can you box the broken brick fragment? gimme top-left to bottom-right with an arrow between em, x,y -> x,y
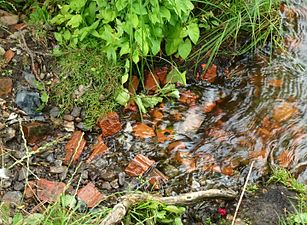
167,141 -> 186,154
175,151 -> 196,172
125,154 -> 155,177
179,90 -> 199,106
22,122 -> 50,145
200,64 -> 217,83
0,77 -> 13,97
86,135 -> 108,163
64,131 -> 86,165
156,128 -> 174,143
98,112 -> 122,137
4,49 -> 15,63
148,168 -> 168,190
77,182 -> 104,208
24,181 -> 36,199
133,123 -> 155,138
128,75 -> 139,94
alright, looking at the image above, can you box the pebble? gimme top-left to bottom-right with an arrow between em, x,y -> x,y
2,191 -> 22,205
101,182 -> 112,191
71,106 -> 81,118
15,90 -> 41,115
0,46 -> 5,56
101,170 -> 117,181
76,122 -> 87,131
18,168 -> 28,181
1,180 -> 12,189
1,127 -> 16,142
49,107 -> 60,118
13,182 -> 24,191
118,172 -> 126,186
23,71 -> 37,88
0,122 -> 5,130
46,153 -> 55,163
64,121 -> 75,132
50,166 -> 66,174
64,114 -> 74,122
110,179 -> 119,189
81,170 -> 88,180
163,165 -> 179,178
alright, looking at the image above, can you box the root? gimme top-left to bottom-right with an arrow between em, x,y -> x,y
99,189 -> 237,225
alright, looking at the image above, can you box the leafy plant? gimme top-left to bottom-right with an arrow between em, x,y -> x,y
34,80 -> 49,112
50,0 -> 200,62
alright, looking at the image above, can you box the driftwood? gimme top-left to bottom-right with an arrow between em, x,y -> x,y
99,189 -> 237,225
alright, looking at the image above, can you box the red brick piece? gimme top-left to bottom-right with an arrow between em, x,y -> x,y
125,154 -> 155,177
64,131 -> 86,165
148,168 -> 168,190
133,123 -> 155,138
0,77 -> 13,97
98,112 -> 122,137
201,64 -> 217,83
86,135 -> 108,163
36,179 -> 66,203
77,182 -> 104,208
22,122 -> 50,145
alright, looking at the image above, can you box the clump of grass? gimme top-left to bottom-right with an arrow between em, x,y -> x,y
190,0 -> 282,67
53,48 -> 123,128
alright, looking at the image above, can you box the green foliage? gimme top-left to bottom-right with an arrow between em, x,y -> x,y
124,200 -> 185,224
34,80 -> 49,111
50,0 -> 199,62
53,48 -> 122,128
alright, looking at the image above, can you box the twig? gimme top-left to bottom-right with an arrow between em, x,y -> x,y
100,189 -> 237,225
231,161 -> 255,225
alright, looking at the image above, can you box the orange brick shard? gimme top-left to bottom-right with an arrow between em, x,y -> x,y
98,112 -> 122,137
125,154 -> 155,177
64,131 -> 86,165
77,182 -> 104,208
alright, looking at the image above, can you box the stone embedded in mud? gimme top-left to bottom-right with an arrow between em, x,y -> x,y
272,102 -> 298,123
0,10 -> 18,26
124,154 -> 155,177
2,191 -> 22,205
64,131 -> 86,165
98,112 -> 122,137
77,182 -> 104,208
174,151 -> 196,172
133,123 -> 155,138
179,90 -> 199,106
86,135 -> 108,163
22,122 -> 50,145
0,77 -> 13,97
156,128 -> 174,143
15,90 -> 41,115
148,168 -> 168,190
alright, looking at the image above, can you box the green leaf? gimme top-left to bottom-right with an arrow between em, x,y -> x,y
24,213 -> 44,225
12,213 -> 23,225
135,95 -> 146,114
63,30 -> 71,41
69,0 -> 87,11
61,195 -> 77,209
116,0 -> 128,11
174,217 -> 184,225
166,69 -> 186,85
54,32 -> 63,43
67,15 -> 82,28
160,7 -> 171,21
132,50 -> 139,64
178,38 -> 192,59
120,41 -> 130,56
164,205 -> 185,214
130,13 -> 139,28
187,22 -> 199,44
41,91 -> 49,103
115,88 -> 130,105
141,96 -> 163,109
121,74 -> 129,84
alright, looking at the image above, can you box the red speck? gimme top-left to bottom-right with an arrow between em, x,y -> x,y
217,208 -> 227,217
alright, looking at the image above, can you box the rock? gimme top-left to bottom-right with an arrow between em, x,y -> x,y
46,153 -> 55,163
13,182 -> 24,191
49,107 -> 60,118
1,180 -> 11,189
86,135 -> 108,163
118,172 -> 126,186
163,165 -> 179,178
23,71 -> 37,88
1,127 -> 16,142
64,114 -> 74,122
50,117 -> 62,128
80,170 -> 88,180
71,106 -> 81,117
98,112 -> 122,137
124,154 -> 155,177
22,122 -> 50,145
101,182 -> 112,190
50,166 -> 66,174
76,122 -> 88,131
64,121 -> 75,132
18,168 -> 28,181
77,182 -> 104,208
2,191 -> 22,205
272,102 -> 298,123
0,46 -> 5,56
101,170 -> 117,181
0,77 -> 13,97
63,131 -> 86,165
110,179 -> 119,189
15,90 -> 41,115
0,10 -> 18,26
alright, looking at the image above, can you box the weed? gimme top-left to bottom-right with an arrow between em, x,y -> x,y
52,48 -> 122,128
245,183 -> 259,194
268,167 -> 306,194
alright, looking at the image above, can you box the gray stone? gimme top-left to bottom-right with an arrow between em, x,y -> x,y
64,121 -> 74,132
49,107 -> 60,118
0,46 -> 5,56
18,168 -> 28,181
15,90 -> 41,115
81,170 -> 88,180
71,106 -> 81,118
118,172 -> 126,186
110,179 -> 119,189
101,182 -> 112,191
50,166 -> 66,174
101,170 -> 117,181
46,153 -> 55,163
76,122 -> 88,131
23,72 -> 37,88
2,191 -> 22,205
0,123 -> 5,131
13,182 -> 24,191
1,127 -> 16,142
64,114 -> 74,122
0,180 -> 12,189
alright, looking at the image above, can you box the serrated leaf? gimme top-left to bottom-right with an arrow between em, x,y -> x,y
178,38 -> 192,59
67,15 -> 82,28
187,22 -> 199,44
141,96 -> 163,109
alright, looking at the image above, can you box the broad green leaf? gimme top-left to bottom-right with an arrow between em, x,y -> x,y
67,15 -> 82,28
54,32 -> 63,43
69,0 -> 87,11
174,217 -> 184,225
85,1 -> 97,24
61,195 -> 77,208
132,3 -> 147,15
121,74 -> 129,84
164,205 -> 185,214
132,49 -> 139,64
116,0 -> 128,11
41,91 -> 49,103
160,7 -> 171,21
187,22 -> 199,44
178,38 -> 192,59
115,88 -> 130,105
169,89 -> 180,98
120,41 -> 130,56
12,213 -> 23,225
150,38 -> 161,55
130,13 -> 139,28
135,95 -> 146,114
166,69 -> 186,85
63,30 -> 71,41
141,96 -> 163,109
156,211 -> 166,219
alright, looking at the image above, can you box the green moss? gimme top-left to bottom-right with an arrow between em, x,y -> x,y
53,48 -> 122,128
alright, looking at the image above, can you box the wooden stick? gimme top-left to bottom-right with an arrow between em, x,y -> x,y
100,189 -> 237,225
